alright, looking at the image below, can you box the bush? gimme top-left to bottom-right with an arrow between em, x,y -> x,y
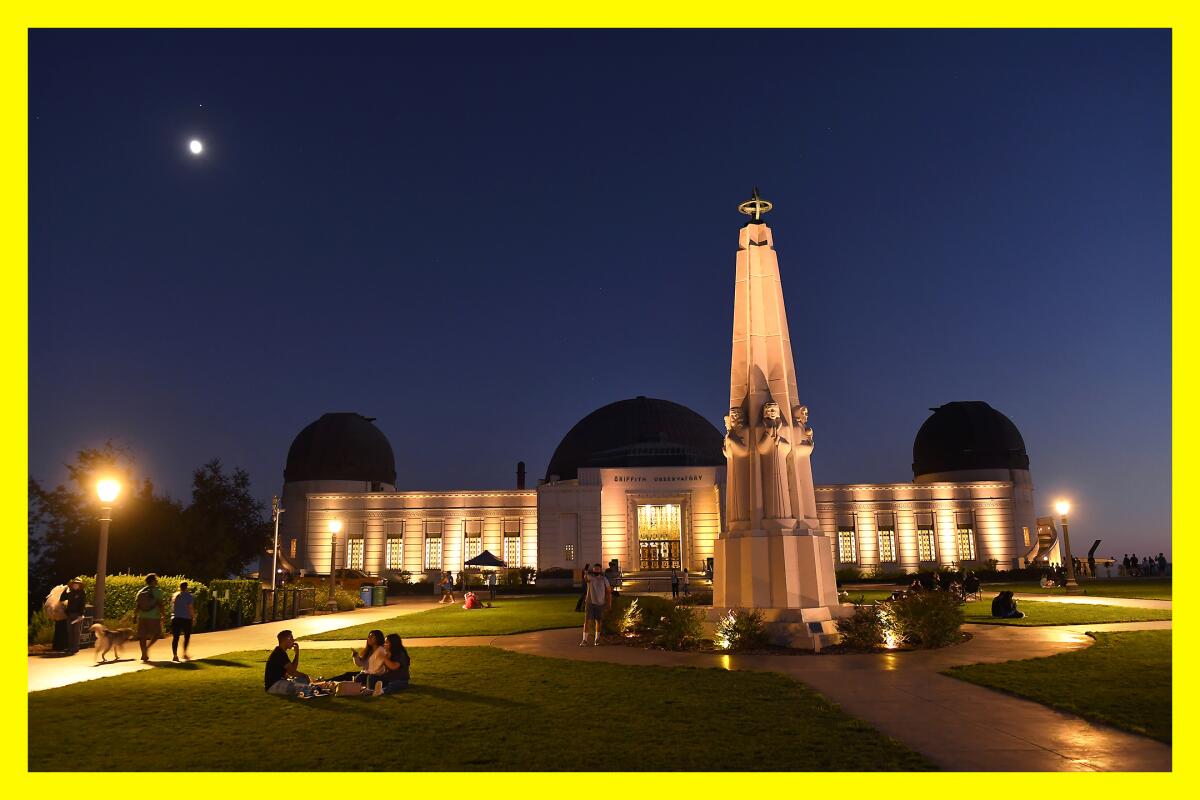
601,595 -> 634,636
519,566 -> 537,585
836,603 -> 886,649
310,584 -> 363,612
654,605 -> 704,650
75,574 -> 211,631
834,567 -> 863,583
29,609 -> 54,645
887,591 -> 964,648
676,589 -> 713,606
537,567 -> 574,580
209,579 -> 261,625
714,608 -> 769,651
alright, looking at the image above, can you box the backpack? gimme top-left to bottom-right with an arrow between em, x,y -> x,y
136,588 -> 157,612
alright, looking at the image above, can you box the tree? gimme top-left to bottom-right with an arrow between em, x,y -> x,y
180,460 -> 271,581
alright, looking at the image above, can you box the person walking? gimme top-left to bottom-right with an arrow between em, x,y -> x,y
1157,552 -> 1168,575
670,569 -> 680,599
169,581 -> 196,662
439,572 -> 456,604
485,569 -> 497,602
61,578 -> 86,654
135,574 -> 165,662
681,568 -> 690,597
574,563 -> 591,612
579,562 -> 611,647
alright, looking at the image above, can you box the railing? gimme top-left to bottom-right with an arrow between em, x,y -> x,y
258,587 -> 317,623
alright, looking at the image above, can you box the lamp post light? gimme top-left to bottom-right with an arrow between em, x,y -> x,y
94,479 -> 122,623
327,519 -> 342,611
1055,499 -> 1078,590
271,496 -> 285,591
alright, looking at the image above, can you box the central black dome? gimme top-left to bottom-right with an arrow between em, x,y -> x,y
545,397 -> 724,482
912,401 -> 1029,477
284,412 -> 396,484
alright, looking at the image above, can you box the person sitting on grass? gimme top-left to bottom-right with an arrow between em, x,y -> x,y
327,629 -> 387,683
990,590 -> 1025,619
369,633 -> 411,696
963,572 -> 981,598
265,630 -> 319,698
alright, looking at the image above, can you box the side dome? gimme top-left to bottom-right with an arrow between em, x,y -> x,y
545,396 -> 724,482
284,412 -> 397,484
912,401 -> 1029,477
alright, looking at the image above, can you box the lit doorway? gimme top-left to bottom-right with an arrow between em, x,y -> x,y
637,503 -> 682,570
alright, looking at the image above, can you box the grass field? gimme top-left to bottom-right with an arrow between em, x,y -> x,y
303,595 -> 585,641
28,646 -> 933,771
961,600 -> 1171,626
944,631 -> 1171,742
982,579 -> 1171,601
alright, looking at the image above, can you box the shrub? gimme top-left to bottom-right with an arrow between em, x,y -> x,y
836,603 -> 886,650
601,596 -> 633,636
502,569 -> 522,588
519,566 -> 537,585
619,598 -> 644,636
676,589 -> 713,606
29,609 -> 54,645
714,608 -> 769,651
311,585 -> 363,612
210,579 -> 261,624
537,567 -> 573,580
654,605 -> 704,650
834,567 -> 863,583
888,591 -> 964,648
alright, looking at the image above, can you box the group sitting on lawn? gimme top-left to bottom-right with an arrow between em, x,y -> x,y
264,628 -> 410,699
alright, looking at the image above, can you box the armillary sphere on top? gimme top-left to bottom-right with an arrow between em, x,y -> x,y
737,187 -> 773,220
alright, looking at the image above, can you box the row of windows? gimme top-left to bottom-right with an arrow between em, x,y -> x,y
836,526 -> 976,565
331,518 -> 524,571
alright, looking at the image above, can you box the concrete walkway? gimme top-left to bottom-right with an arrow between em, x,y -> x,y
28,597 -> 1171,771
1010,594 -> 1172,610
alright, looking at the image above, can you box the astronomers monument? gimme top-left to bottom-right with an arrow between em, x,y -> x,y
711,190 -> 847,647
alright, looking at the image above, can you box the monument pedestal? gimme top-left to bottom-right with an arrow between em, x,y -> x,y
711,530 -> 850,649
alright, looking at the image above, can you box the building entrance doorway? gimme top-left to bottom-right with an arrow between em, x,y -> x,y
637,503 -> 682,571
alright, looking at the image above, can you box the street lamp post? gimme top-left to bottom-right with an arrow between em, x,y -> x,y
327,519 -> 342,611
1056,499 -> 1078,589
271,496 -> 285,591
94,479 -> 122,623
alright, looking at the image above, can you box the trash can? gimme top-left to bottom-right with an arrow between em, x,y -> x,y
359,585 -> 374,607
371,585 -> 387,607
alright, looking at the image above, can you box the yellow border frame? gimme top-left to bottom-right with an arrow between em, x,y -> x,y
5,1 -> 1188,792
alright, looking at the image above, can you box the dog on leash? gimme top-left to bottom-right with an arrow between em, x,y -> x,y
90,623 -> 134,662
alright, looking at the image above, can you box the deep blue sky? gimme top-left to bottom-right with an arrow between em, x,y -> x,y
29,29 -> 1171,559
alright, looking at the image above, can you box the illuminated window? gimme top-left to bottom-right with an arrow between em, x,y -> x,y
917,528 -> 936,562
565,543 -> 576,561
956,527 -> 977,562
637,503 -> 683,570
503,519 -> 521,568
425,520 -> 443,569
386,536 -> 403,570
464,519 -> 482,562
1023,526 -> 1031,547
346,537 -> 364,570
289,538 -> 297,559
878,529 -> 897,563
837,529 -> 857,564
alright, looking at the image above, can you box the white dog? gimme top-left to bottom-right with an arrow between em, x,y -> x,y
90,623 -> 134,662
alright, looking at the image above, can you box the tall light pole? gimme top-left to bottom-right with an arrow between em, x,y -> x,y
271,496 -> 285,591
1056,499 -> 1078,589
327,518 -> 342,611
94,479 -> 122,622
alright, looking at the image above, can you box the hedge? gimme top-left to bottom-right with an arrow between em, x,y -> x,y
209,579 -> 262,625
75,574 -> 212,632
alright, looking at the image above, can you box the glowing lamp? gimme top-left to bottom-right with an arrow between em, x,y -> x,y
328,519 -> 342,534
96,479 -> 121,504
1055,500 -> 1071,516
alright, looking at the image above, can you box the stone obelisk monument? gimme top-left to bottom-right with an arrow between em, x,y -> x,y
712,189 -> 846,647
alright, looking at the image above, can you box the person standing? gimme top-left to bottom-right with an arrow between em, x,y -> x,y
170,581 -> 196,662
135,573 -> 165,662
486,569 -> 497,602
574,564 -> 591,612
579,563 -> 611,647
681,568 -> 690,597
62,579 -> 86,655
439,572 -> 456,604
670,569 -> 680,599
1158,552 -> 1168,575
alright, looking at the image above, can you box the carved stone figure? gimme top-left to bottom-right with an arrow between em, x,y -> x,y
792,404 -> 814,456
756,401 -> 792,520
723,407 -> 751,524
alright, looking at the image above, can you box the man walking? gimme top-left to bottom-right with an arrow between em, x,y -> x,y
135,573 -> 164,662
170,581 -> 196,662
62,578 -> 86,655
579,562 -> 611,647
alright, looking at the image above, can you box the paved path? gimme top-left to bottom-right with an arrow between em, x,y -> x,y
27,597 -> 439,693
1010,593 -> 1171,610
28,597 -> 1171,771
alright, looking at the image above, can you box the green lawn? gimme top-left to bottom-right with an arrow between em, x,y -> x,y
944,631 -> 1171,742
303,595 -> 585,641
28,646 -> 933,771
983,579 -> 1171,601
962,600 -> 1171,626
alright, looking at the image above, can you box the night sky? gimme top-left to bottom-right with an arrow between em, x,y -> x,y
29,29 -> 1171,558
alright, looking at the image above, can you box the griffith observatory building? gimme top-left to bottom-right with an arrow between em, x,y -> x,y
267,200 -> 1056,587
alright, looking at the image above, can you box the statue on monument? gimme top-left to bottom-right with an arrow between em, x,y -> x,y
756,400 -> 792,520
792,404 -> 814,455
723,406 -> 751,525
